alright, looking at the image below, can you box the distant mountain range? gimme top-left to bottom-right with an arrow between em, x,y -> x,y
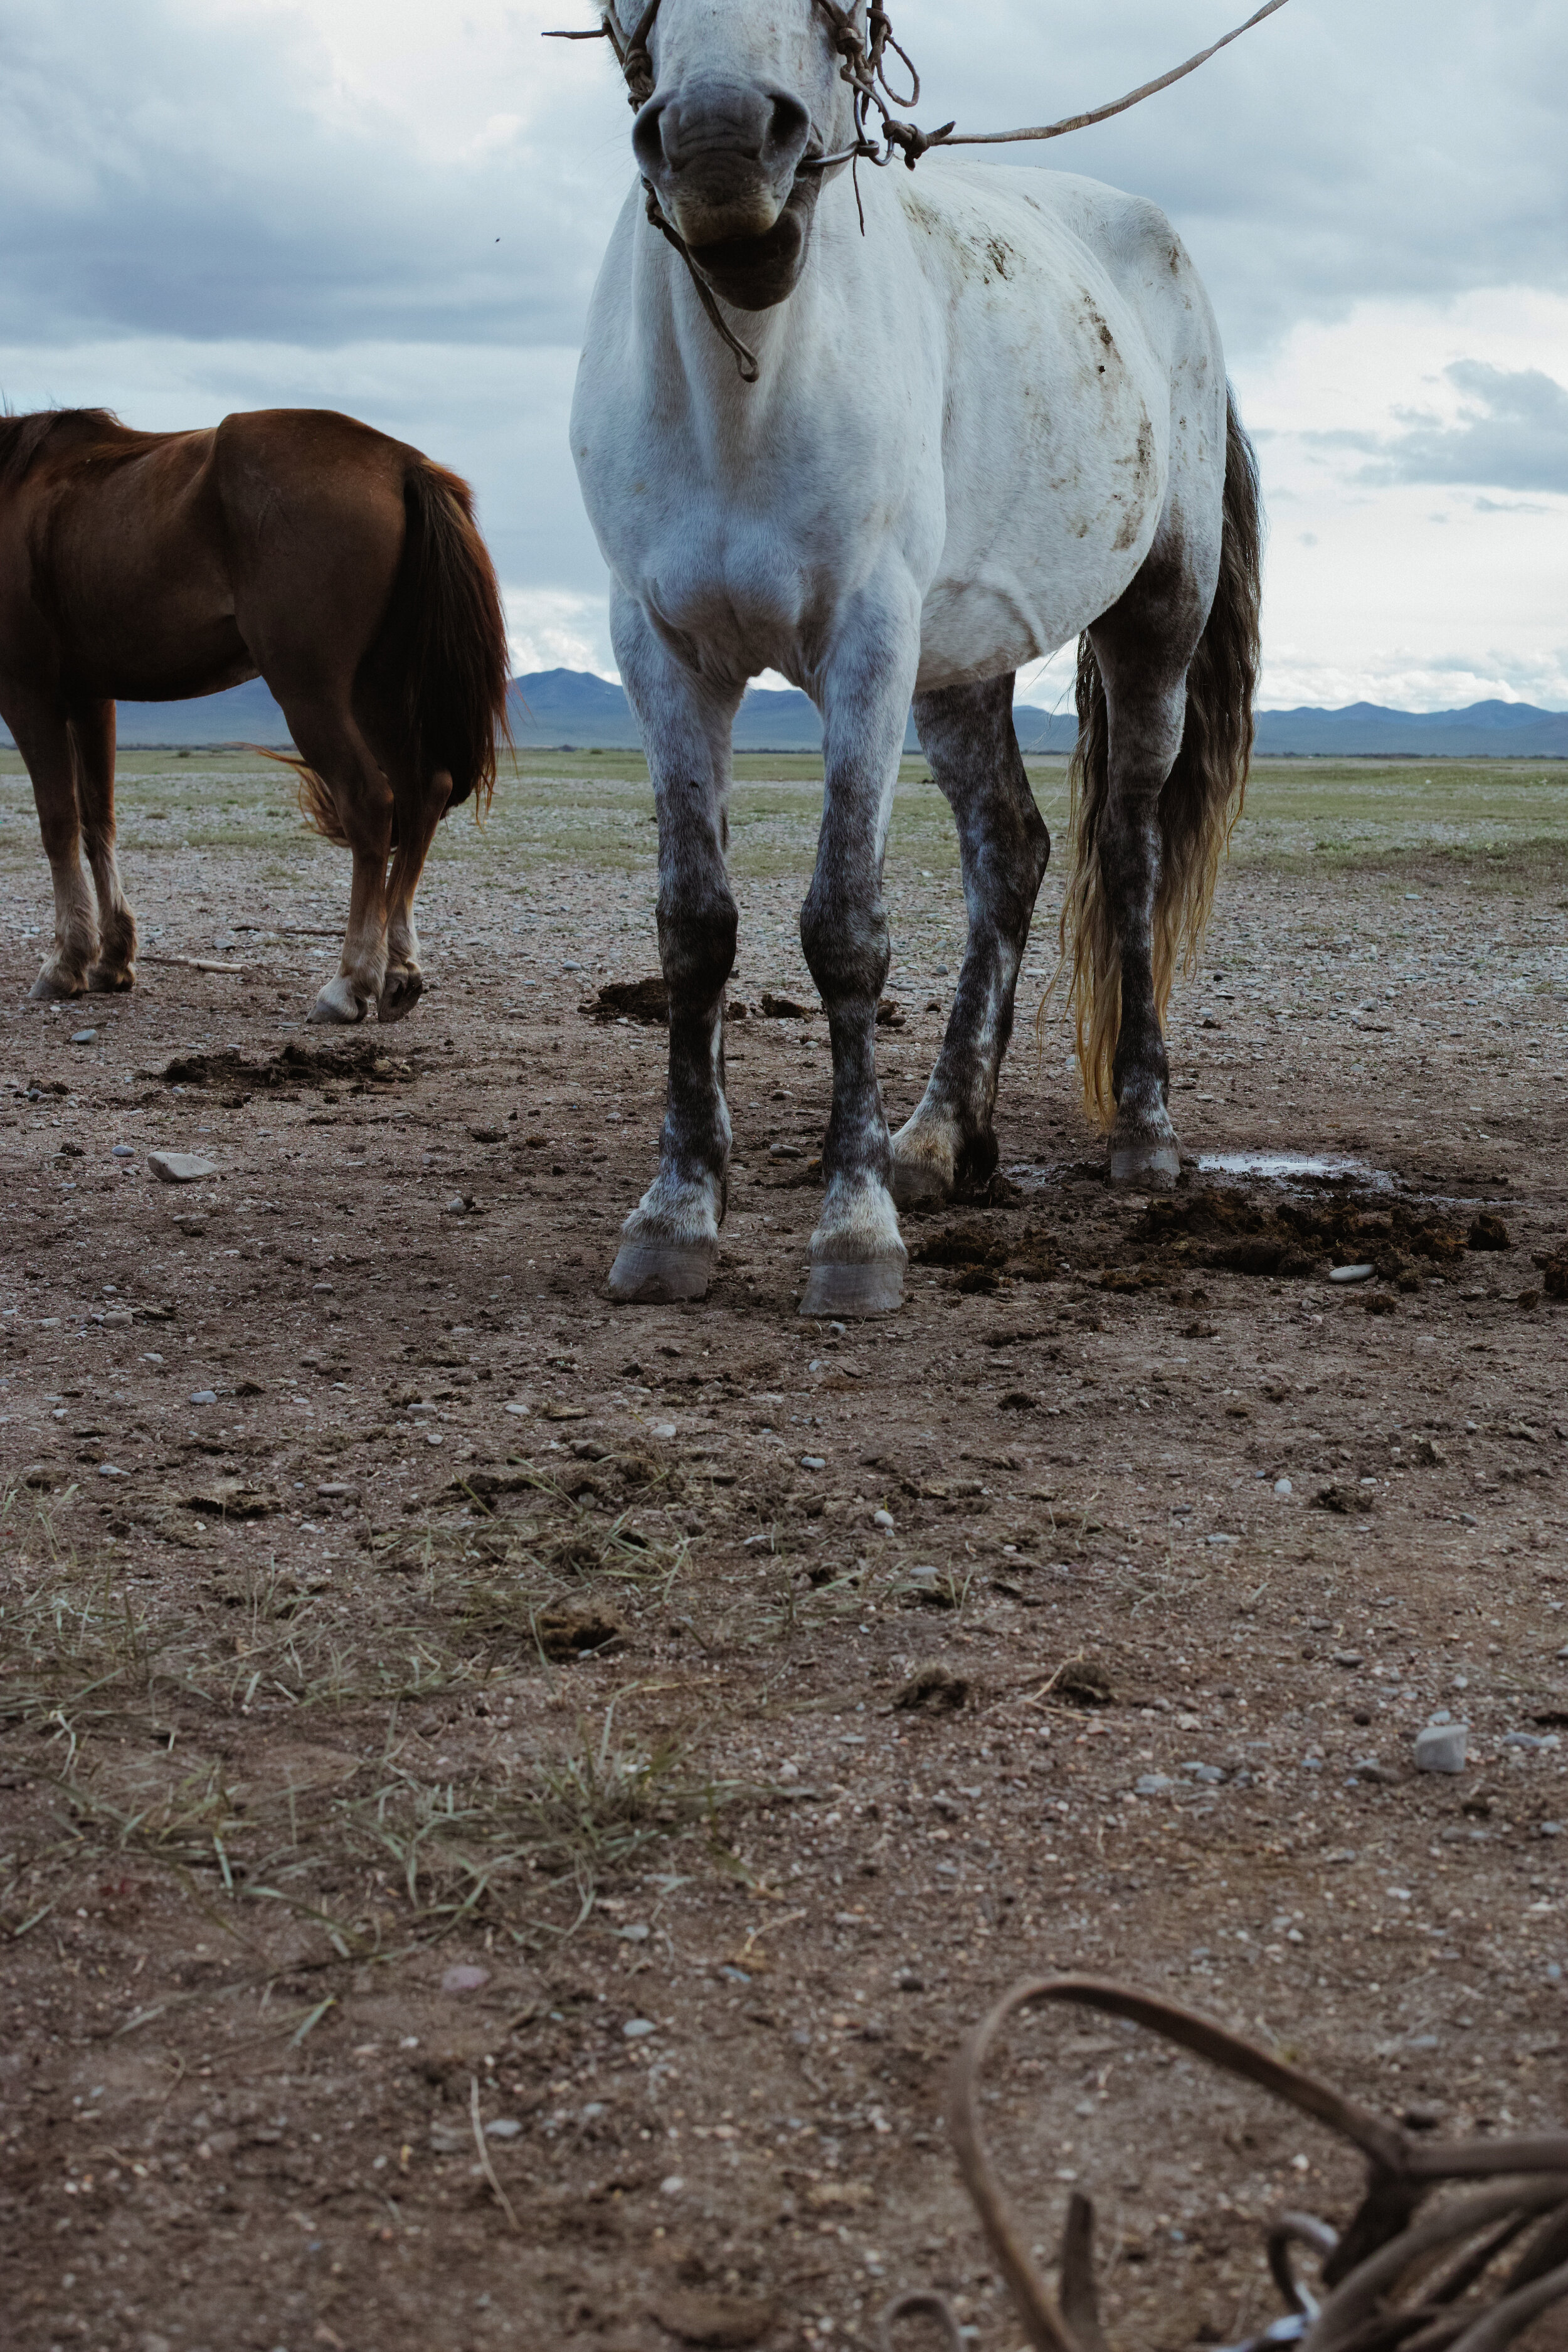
4,669 -> 1565,758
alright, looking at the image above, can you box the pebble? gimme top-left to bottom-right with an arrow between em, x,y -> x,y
189,1389 -> 218,1406
1503,1732 -> 1560,1752
149,1150 -> 216,1184
504,1400 -> 531,1416
484,2119 -> 522,2140
650,1420 -> 677,1439
1181,1762 -> 1226,1784
1135,1773 -> 1176,1796
659,2175 -> 685,2196
97,1463 -> 127,1478
1415,1722 -> 1468,1773
1273,1477 -> 1293,1496
623,2018 -> 657,2040
1329,1263 -> 1375,1284
872,1508 -> 895,1531
800,1454 -> 825,1471
112,1143 -> 134,1158
440,1963 -> 489,1994
70,1028 -> 97,1044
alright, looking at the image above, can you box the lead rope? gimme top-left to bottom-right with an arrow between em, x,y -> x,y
546,0 -> 1293,377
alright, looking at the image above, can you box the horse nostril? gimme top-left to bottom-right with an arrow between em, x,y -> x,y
766,90 -> 811,162
631,95 -> 670,176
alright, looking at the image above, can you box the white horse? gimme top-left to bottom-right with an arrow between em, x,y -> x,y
571,0 -> 1261,1316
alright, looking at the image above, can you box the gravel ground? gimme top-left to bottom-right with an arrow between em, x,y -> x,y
1,748 -> 1565,2352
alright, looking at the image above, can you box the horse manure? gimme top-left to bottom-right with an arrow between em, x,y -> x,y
1468,1210 -> 1512,1250
892,1663 -> 970,1712
534,1602 -> 627,1661
759,992 -> 812,1019
588,976 -> 667,1024
1052,1658 -> 1115,1708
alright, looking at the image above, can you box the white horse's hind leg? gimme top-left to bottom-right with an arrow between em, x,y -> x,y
798,607 -> 919,1317
607,610 -> 739,1305
893,677 -> 1050,1209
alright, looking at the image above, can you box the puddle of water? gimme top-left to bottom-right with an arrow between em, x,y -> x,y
1195,1152 -> 1394,1191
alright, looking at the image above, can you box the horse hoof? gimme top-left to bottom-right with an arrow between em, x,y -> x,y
309,978 -> 369,1025
88,965 -> 135,993
799,1260 -> 904,1317
1109,1137 -> 1180,1188
27,968 -> 85,1002
890,1156 -> 950,1211
378,969 -> 424,1023
608,1240 -> 717,1304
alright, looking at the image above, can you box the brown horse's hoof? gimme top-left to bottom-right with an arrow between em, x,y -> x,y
309,976 -> 370,1025
378,967 -> 424,1022
608,1239 -> 718,1303
88,964 -> 136,993
27,967 -> 87,1002
799,1260 -> 904,1317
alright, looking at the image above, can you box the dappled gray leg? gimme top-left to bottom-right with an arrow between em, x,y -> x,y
797,605 -> 918,1317
608,608 -> 739,1305
893,675 -> 1050,1209
1089,649 -> 1191,1189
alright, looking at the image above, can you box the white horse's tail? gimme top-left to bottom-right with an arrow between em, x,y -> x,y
1061,386 -> 1263,1126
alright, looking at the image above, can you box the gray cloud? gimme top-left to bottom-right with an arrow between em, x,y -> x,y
1355,363 -> 1568,493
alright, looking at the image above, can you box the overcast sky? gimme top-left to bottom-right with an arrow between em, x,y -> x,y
2,0 -> 1565,710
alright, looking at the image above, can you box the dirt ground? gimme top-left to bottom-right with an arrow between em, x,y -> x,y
1,745 -> 1566,2352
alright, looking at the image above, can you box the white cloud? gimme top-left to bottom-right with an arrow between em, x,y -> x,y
504,588 -> 616,679
3,1 -> 1567,709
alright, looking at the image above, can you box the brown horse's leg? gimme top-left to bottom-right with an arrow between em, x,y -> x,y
70,700 -> 138,992
280,697 -> 395,1024
3,696 -> 99,999
379,768 -> 453,1023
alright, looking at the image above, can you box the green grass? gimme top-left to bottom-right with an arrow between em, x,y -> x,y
3,745 -> 1565,893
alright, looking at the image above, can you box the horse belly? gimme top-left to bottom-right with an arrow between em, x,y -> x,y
52,461 -> 253,702
903,181 -> 1171,691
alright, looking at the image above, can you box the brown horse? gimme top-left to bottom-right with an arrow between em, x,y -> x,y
0,406 -> 511,1022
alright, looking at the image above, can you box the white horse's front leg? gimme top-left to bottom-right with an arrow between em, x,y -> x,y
607,608 -> 741,1305
797,602 -> 920,1318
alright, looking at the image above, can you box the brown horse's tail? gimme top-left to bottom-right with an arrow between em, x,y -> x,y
1059,387 -> 1263,1125
294,456 -> 512,842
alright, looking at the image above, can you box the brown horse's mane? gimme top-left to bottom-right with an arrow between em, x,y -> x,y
0,407 -> 140,490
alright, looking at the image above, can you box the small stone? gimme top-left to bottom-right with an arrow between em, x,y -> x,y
112,1143 -> 134,1158
1135,1774 -> 1176,1796
1273,1477 -> 1293,1496
504,1400 -> 531,1416
659,2175 -> 685,2196
440,1963 -> 489,1994
872,1507 -> 895,1531
1330,1263 -> 1374,1284
1415,1722 -> 1468,1774
149,1150 -> 216,1184
70,1028 -> 97,1044
1181,1762 -> 1226,1784
316,1481 -> 358,1500
623,2018 -> 657,2040
97,1463 -> 127,1478
800,1454 -> 825,1471
188,1389 -> 218,1406
1541,1822 -> 1563,1840
1332,1650 -> 1364,1669
312,1281 -> 334,1295
483,2118 -> 522,2139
